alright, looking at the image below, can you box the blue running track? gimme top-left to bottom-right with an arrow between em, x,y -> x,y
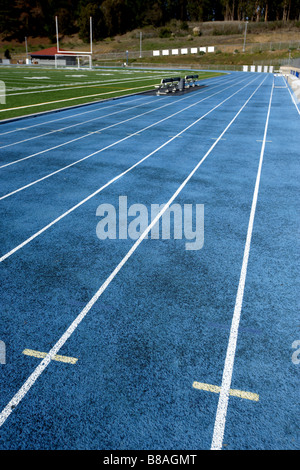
0,71 -> 299,450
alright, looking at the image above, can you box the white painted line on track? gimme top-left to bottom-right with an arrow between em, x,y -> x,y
0,74 -> 267,428
0,75 -> 238,150
0,96 -> 160,149
0,76 -> 253,200
0,74 -> 230,137
210,80 -> 274,451
0,95 -> 147,136
0,75 -> 241,171
0,75 -> 260,258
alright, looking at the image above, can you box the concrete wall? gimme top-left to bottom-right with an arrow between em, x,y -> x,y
280,65 -> 300,103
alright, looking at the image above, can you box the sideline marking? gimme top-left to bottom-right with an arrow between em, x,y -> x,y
0,75 -> 267,428
210,80 -> 274,451
193,381 -> 259,402
0,84 -> 158,113
23,349 -> 78,365
4,75 -> 164,98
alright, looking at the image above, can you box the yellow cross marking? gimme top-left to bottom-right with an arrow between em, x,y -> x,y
22,349 -> 78,364
193,381 -> 259,402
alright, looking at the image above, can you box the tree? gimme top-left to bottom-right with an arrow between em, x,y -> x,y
4,48 -> 11,59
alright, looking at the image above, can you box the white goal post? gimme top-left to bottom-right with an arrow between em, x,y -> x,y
55,16 -> 93,69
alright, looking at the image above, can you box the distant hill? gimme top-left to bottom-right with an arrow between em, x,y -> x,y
1,0 -> 300,43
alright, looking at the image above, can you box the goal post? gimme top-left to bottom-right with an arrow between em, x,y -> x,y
55,16 -> 93,69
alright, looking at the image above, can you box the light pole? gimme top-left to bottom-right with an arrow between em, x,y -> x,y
25,36 -> 29,64
243,20 -> 248,53
140,31 -> 142,58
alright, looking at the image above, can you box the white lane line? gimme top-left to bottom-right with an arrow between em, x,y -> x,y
0,76 -> 254,200
0,76 -> 240,169
0,95 -> 147,137
0,75 -> 267,428
0,75 -> 237,150
0,96 -> 159,149
0,76 -> 262,262
210,80 -> 274,451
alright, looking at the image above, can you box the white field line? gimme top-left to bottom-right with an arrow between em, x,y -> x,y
0,71 -> 171,89
4,74 -> 166,98
3,72 -> 224,94
0,73 -> 231,137
0,75 -> 262,262
5,79 -> 124,92
0,76 -> 254,199
0,83 -> 162,113
210,80 -> 274,451
5,77 -> 153,92
0,72 -> 230,114
0,75 -> 267,428
3,75 -> 178,92
0,75 -> 245,170
0,75 -> 238,150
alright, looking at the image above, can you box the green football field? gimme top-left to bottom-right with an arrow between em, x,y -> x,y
0,66 -> 223,120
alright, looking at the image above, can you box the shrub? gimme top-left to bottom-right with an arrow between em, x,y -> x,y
4,49 -> 11,59
180,21 -> 189,31
159,27 -> 172,38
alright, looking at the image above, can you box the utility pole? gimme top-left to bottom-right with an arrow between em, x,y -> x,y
140,31 -> 142,58
25,36 -> 28,63
243,20 -> 248,53
90,17 -> 93,54
55,16 -> 59,51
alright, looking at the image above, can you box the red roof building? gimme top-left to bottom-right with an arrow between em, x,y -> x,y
29,47 -> 77,65
30,47 -> 75,57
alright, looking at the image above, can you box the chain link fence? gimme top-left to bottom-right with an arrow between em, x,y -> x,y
1,40 -> 299,67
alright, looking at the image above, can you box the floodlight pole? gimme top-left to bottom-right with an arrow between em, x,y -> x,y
24,36 -> 29,64
243,20 -> 248,53
90,17 -> 93,54
55,16 -> 60,52
140,31 -> 142,58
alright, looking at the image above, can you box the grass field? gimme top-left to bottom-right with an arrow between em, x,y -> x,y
0,67 -> 223,120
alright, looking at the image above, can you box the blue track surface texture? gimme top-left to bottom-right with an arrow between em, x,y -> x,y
0,72 -> 299,450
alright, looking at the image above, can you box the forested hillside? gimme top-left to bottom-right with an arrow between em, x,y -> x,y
1,0 -> 299,42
